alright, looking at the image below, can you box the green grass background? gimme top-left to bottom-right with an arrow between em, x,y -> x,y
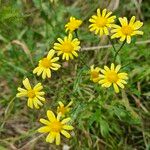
0,0 -> 150,149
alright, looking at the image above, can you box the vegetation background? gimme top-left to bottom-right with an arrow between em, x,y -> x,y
0,0 -> 149,149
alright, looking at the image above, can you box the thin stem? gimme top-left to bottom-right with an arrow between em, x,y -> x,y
114,41 -> 126,63
107,35 -> 116,53
1,96 -> 16,129
78,54 -> 89,69
74,30 -> 78,38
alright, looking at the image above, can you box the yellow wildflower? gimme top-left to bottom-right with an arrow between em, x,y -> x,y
16,78 -> 45,109
33,49 -> 61,79
38,110 -> 74,145
57,101 -> 73,116
54,34 -> 80,61
90,65 -> 101,83
99,63 -> 128,93
89,8 -> 116,36
111,16 -> 143,44
65,16 -> 82,33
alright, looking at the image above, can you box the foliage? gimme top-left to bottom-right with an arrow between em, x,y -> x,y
0,0 -> 150,150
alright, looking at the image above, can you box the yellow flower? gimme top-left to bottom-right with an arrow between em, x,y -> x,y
111,16 -> 143,44
54,34 -> 80,61
99,63 -> 128,93
65,16 -> 82,33
57,101 -> 73,116
33,49 -> 61,79
90,65 -> 101,83
89,8 -> 116,36
38,110 -> 74,145
16,78 -> 45,109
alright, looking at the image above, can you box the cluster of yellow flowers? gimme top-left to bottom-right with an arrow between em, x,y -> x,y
90,64 -> 128,93
88,8 -> 143,93
89,8 -> 143,43
16,8 -> 143,146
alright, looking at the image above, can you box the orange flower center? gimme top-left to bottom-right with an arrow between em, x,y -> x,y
91,71 -> 99,78
58,106 -> 67,115
96,17 -> 107,27
28,89 -> 36,98
50,121 -> 62,132
41,58 -> 51,68
106,71 -> 119,83
121,25 -> 133,35
62,42 -> 74,53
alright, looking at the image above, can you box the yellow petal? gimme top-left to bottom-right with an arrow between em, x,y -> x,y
42,70 -> 47,79
40,118 -> 50,125
47,49 -> 55,59
33,98 -> 40,109
133,21 -> 143,30
111,63 -> 115,71
117,82 -> 125,89
51,57 -> 59,63
102,82 -> 111,87
129,16 -> 135,25
28,98 -> 33,109
58,101 -> 64,107
97,8 -> 101,17
38,126 -> 50,133
33,83 -> 43,91
63,125 -> 74,130
17,87 -> 27,92
46,132 -> 56,143
47,110 -> 56,122
102,9 -> 107,17
37,67 -> 44,76
37,95 -> 45,101
46,69 -> 51,78
61,130 -> 71,138
55,133 -> 61,145
99,79 -> 107,84
61,118 -> 71,124
57,113 -> 62,121
16,92 -> 27,97
115,65 -> 121,73
127,35 -> 131,44
23,78 -> 31,90
113,83 -> 119,93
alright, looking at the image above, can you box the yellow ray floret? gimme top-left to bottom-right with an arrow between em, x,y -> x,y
57,101 -> 73,116
89,8 -> 116,36
38,110 -> 74,145
65,16 -> 82,33
99,63 -> 128,93
54,34 -> 80,61
90,65 -> 101,83
111,16 -> 143,44
33,49 -> 61,79
16,78 -> 45,109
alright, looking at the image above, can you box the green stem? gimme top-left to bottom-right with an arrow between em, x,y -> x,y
74,30 -> 78,38
114,41 -> 126,63
0,96 -> 16,129
79,54 -> 89,69
107,35 -> 116,53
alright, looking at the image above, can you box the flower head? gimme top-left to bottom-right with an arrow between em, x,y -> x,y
111,16 -> 143,44
54,34 -> 80,61
99,63 -> 128,93
90,65 -> 101,83
65,16 -> 82,33
57,101 -> 73,116
16,78 -> 45,109
33,49 -> 61,79
38,110 -> 74,145
89,8 -> 116,36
